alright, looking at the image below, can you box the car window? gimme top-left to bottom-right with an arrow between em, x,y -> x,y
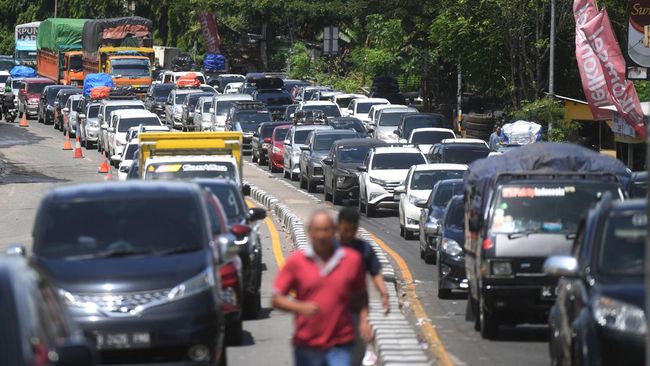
410,170 -> 465,190
337,145 -> 372,164
442,145 -> 490,164
597,211 -> 646,276
445,199 -> 465,228
371,153 -> 426,170
203,184 -> 246,224
411,131 -> 455,145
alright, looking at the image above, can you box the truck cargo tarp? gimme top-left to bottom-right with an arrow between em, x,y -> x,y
203,53 -> 225,71
10,65 -> 36,78
83,73 -> 114,97
464,142 -> 631,216
82,17 -> 152,54
36,18 -> 88,52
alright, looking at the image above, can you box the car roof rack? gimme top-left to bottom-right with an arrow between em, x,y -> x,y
231,101 -> 267,111
293,110 -> 328,125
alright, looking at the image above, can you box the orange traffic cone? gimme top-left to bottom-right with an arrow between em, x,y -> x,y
98,151 -> 109,173
104,164 -> 113,181
62,129 -> 73,150
19,112 -> 28,127
73,135 -> 83,159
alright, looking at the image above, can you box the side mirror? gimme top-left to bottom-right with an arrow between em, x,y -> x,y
299,145 -> 309,151
242,183 -> 251,196
5,244 -> 26,257
322,157 -> 333,165
543,255 -> 578,277
107,127 -> 115,133
100,123 -> 108,129
284,141 -> 290,146
415,198 -> 428,209
231,224 -> 252,240
357,165 -> 367,172
394,185 -> 406,194
55,342 -> 97,366
248,207 -> 267,221
394,130 -> 401,136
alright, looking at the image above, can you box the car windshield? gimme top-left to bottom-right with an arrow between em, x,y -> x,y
69,55 -> 82,70
301,104 -> 341,117
0,60 -> 14,70
186,95 -> 205,110
104,105 -> 145,121
372,153 -> 426,169
34,197 -> 204,260
87,105 -> 100,118
201,184 -> 246,224
111,59 -> 151,78
238,122 -> 262,132
338,146 -> 371,164
489,183 -> 621,235
146,162 -> 236,181
123,144 -> 138,160
335,97 -> 356,109
257,91 -> 292,105
314,134 -> 353,151
202,101 -> 212,113
119,117 -> 160,132
598,211 -> 646,276
442,145 -> 490,164
175,93 -> 194,104
274,127 -> 289,141
433,183 -> 464,207
71,99 -> 80,111
216,100 -> 239,115
411,170 -> 465,190
153,85 -> 173,100
379,111 -> 412,127
47,88 -> 73,104
235,111 -> 272,123
403,116 -> 444,137
59,93 -> 80,107
261,124 -> 283,138
0,74 -> 9,83
294,129 -> 316,144
330,120 -> 365,133
411,130 -> 455,145
11,80 -> 23,89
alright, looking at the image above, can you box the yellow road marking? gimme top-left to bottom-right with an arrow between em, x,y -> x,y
246,199 -> 285,268
368,232 -> 454,366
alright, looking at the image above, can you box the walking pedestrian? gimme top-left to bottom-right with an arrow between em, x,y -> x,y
488,124 -> 503,151
272,209 -> 370,366
337,207 -> 388,365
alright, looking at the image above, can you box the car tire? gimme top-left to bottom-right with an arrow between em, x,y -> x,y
252,152 -> 258,163
399,225 -> 404,237
358,195 -> 366,214
283,166 -> 290,179
479,296 -> 499,339
437,264 -> 451,299
331,188 -> 342,205
270,163 -> 281,173
419,242 -> 425,259
366,202 -> 377,217
299,173 -> 307,189
290,171 -> 298,181
307,178 -> 317,193
404,229 -> 415,240
244,291 -> 261,319
225,316 -> 243,346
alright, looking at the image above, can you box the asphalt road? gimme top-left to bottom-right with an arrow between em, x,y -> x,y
0,118 -> 295,365
244,155 -> 551,366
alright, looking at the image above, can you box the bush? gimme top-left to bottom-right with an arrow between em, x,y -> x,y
510,98 -> 577,142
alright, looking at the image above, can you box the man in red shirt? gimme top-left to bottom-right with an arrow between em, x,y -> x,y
272,210 -> 370,366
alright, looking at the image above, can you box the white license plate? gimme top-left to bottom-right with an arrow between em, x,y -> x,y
96,332 -> 151,350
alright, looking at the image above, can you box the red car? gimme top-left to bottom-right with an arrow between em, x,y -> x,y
268,125 -> 292,173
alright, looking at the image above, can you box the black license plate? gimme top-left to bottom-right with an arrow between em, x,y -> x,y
96,332 -> 151,350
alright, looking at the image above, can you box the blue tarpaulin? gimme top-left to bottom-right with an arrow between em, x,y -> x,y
10,65 -> 36,78
203,53 -> 225,71
464,142 -> 631,217
83,73 -> 114,97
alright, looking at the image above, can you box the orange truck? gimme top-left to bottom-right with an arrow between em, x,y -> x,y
36,18 -> 87,86
82,17 -> 154,96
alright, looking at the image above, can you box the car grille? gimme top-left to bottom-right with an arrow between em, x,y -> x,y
382,180 -> 402,193
313,167 -> 323,176
75,289 -> 172,315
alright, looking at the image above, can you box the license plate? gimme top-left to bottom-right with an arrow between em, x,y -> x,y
96,332 -> 151,350
540,286 -> 557,299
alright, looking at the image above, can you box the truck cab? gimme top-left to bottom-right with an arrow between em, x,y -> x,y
104,53 -> 152,95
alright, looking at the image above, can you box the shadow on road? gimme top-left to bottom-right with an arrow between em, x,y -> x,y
497,325 -> 549,343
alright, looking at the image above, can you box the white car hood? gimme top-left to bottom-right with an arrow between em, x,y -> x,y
369,169 -> 408,182
408,189 -> 431,200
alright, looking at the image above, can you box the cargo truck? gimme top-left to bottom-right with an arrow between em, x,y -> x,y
82,17 -> 154,96
138,131 -> 243,184
153,46 -> 180,70
36,18 -> 87,86
15,22 -> 41,66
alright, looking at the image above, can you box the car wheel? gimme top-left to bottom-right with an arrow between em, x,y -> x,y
307,177 -> 317,193
324,183 -> 332,201
225,315 -> 243,346
358,194 -> 366,214
290,171 -> 298,181
419,241 -> 425,259
479,296 -> 499,339
283,166 -> 290,179
424,244 -> 436,264
437,264 -> 451,299
252,152 -> 258,163
366,202 -> 377,217
271,163 -> 280,173
243,290 -> 261,319
332,188 -> 342,205
299,173 -> 307,189
399,225 -> 404,237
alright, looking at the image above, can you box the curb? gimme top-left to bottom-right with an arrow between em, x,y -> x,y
247,183 -> 430,366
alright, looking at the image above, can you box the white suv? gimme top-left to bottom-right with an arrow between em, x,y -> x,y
395,164 -> 467,239
108,110 -> 162,164
358,146 -> 427,217
282,124 -> 333,181
371,106 -> 418,143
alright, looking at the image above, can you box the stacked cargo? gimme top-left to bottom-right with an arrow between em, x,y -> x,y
36,18 -> 87,85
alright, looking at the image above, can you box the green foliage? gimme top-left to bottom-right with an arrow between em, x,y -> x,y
288,43 -> 312,80
510,98 -> 577,142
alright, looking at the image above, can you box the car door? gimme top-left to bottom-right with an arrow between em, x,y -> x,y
359,152 -> 372,199
165,91 -> 174,124
63,97 -> 72,128
300,132 -> 314,176
283,127 -> 294,167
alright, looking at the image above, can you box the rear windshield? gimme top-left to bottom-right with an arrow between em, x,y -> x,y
118,117 -> 160,132
235,111 -> 272,124
215,100 -> 238,115
410,170 -> 465,190
202,100 -> 212,113
256,91 -> 292,106
175,93 -> 194,104
403,116 -> 445,137
433,183 -> 464,207
490,183 -> 621,235
330,120 -> 365,134
274,127 -> 290,141
104,105 -> 145,121
146,162 -> 236,181
378,111 -> 413,127
372,153 -> 426,170
337,146 -> 371,164
0,60 -> 14,70
153,85 -> 174,100
294,129 -> 316,144
335,97 -> 355,109
124,144 -> 138,160
201,183 -> 246,224
47,87 -> 74,104
314,133 -> 355,151
34,197 -> 205,260
411,130 -> 454,144
261,124 -> 285,138
301,104 -> 341,118
356,101 -> 387,114
598,211 -> 646,276
442,145 -> 489,164
27,83 -> 50,94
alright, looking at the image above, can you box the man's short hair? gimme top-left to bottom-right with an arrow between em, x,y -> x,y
338,206 -> 360,226
308,209 -> 335,230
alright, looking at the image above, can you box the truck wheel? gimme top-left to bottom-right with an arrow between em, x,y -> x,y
479,296 -> 499,339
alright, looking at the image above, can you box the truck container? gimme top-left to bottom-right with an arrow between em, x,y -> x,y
82,17 -> 154,96
15,22 -> 41,66
36,18 -> 88,86
153,46 -> 180,70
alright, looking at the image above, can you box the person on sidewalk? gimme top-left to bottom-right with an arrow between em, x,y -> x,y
338,207 -> 389,366
272,209 -> 370,366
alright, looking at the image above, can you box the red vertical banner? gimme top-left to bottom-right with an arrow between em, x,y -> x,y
573,0 -> 612,120
198,11 -> 221,53
582,10 -> 647,139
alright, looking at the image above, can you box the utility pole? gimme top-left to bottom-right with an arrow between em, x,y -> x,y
54,0 -> 58,17
457,61 -> 462,134
549,0 -> 556,96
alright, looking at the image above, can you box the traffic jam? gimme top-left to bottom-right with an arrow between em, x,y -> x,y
0,10 -> 648,366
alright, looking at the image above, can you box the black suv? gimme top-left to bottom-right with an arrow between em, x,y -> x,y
253,88 -> 293,120
225,101 -> 273,153
436,195 -> 466,298
38,85 -> 76,125
29,181 -> 228,365
144,83 -> 174,119
545,196 -> 646,365
299,129 -> 359,192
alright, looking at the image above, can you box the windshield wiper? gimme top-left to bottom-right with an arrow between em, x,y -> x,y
63,248 -> 150,260
154,247 -> 201,256
506,230 -> 543,240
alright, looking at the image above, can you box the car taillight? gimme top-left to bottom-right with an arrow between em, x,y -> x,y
220,263 -> 240,313
231,224 -> 251,239
482,238 -> 494,250
264,137 -> 272,143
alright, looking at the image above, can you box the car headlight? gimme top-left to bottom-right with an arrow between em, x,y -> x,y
408,195 -> 420,205
58,288 -> 100,314
167,268 -> 215,302
594,297 -> 647,336
369,176 -> 385,185
272,146 -> 281,153
441,238 -> 463,256
490,261 -> 512,276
